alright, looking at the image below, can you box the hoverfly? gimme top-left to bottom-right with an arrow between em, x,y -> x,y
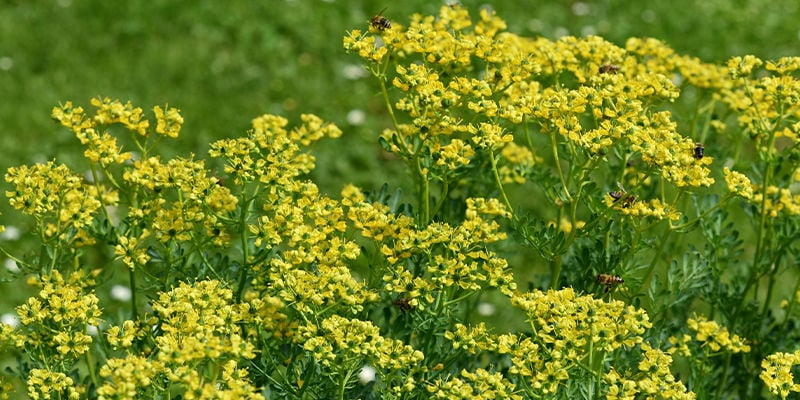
596,273 -> 624,292
598,63 -> 621,74
693,142 -> 705,160
370,8 -> 392,31
608,182 -> 635,208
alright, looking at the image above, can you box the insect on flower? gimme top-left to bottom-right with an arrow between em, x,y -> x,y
393,297 -> 413,312
596,273 -> 624,292
693,142 -> 705,160
371,8 -> 392,31
598,64 -> 621,74
608,182 -> 636,208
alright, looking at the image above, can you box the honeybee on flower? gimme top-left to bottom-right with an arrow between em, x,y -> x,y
596,274 -> 624,292
599,63 -> 621,74
608,182 -> 636,208
370,8 -> 391,31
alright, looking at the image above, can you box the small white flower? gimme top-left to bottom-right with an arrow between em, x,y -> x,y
4,259 -> 19,273
347,109 -> 366,126
1,313 -> 19,328
1,226 -> 20,241
359,365 -> 376,385
342,64 -> 369,80
87,324 -> 99,336
111,285 -> 133,302
571,2 -> 590,16
477,302 -> 496,317
0,57 -> 13,71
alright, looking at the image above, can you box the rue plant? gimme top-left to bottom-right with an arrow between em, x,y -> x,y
1,5 -> 799,399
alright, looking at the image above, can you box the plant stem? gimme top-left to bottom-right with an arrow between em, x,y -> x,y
236,187 -> 256,302
550,130 -> 573,203
129,267 -> 138,318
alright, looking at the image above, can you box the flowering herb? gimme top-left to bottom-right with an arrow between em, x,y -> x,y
0,5 -> 799,399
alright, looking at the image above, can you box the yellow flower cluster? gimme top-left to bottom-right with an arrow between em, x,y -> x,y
151,279 -> 255,362
248,180 -> 373,316
52,100 -> 133,166
605,343 -> 695,400
723,167 -> 755,199
344,5 -> 721,224
5,161 -> 110,243
122,156 -> 237,246
752,184 -> 800,217
443,288 -> 691,398
209,113 -> 340,187
97,356 -> 160,399
512,288 -> 651,354
153,104 -> 184,138
14,270 -> 101,363
297,314 -> 424,371
498,142 -> 541,184
761,350 -> 800,399
345,188 -> 516,306
105,319 -> 147,349
445,322 -> 495,355
714,55 -> 800,217
88,97 -> 150,135
52,97 -> 185,168
686,315 -> 751,354
97,279 -> 262,399
723,55 -> 800,143
425,368 -> 521,400
27,368 -> 81,400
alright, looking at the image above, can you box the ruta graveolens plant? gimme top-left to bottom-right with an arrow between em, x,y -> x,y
1,5 -> 800,399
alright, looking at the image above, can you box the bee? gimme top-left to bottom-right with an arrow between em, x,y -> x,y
392,297 -> 413,312
596,273 -> 624,292
693,142 -> 705,160
608,182 -> 636,208
370,8 -> 391,31
599,64 -> 621,74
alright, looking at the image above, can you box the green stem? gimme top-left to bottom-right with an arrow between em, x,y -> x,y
85,344 -> 98,388
376,65 -> 399,130
236,190 -> 255,302
338,364 -> 355,400
430,177 -> 449,219
414,157 -> 430,225
550,255 -> 563,289
550,130 -> 573,203
488,147 -> 513,216
129,267 -> 138,318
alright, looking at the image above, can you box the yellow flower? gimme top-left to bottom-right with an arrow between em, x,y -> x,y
723,167 -> 754,199
727,55 -> 764,77
687,315 -> 750,354
27,369 -> 79,400
153,104 -> 184,138
761,350 -> 800,399
97,356 -> 163,399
